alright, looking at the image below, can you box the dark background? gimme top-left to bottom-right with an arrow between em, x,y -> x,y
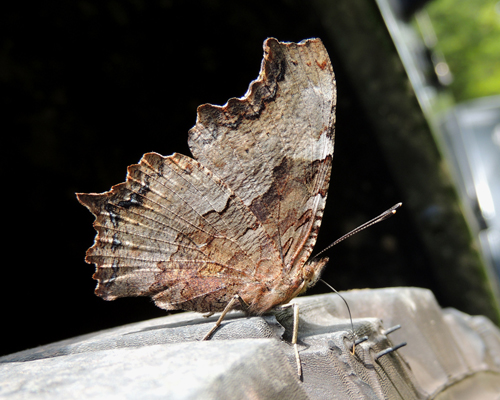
2,0 -> 435,357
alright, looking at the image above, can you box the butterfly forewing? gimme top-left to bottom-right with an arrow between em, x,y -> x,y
188,38 -> 335,274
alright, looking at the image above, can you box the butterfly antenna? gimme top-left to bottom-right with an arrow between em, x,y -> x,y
320,279 -> 357,354
312,202 -> 402,261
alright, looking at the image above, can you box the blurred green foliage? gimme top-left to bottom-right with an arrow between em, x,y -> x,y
426,0 -> 500,101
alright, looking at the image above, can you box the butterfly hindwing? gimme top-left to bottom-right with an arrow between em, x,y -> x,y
77,152 -> 281,312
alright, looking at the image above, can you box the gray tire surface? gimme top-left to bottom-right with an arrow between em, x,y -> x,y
1,287 -> 500,399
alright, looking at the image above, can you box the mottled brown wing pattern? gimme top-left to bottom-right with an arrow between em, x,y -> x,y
78,152 -> 282,312
188,38 -> 336,275
78,38 -> 336,315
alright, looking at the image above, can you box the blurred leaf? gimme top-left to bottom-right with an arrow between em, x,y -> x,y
427,0 -> 500,101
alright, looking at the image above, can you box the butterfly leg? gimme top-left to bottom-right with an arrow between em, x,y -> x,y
202,294 -> 248,340
277,302 -> 302,378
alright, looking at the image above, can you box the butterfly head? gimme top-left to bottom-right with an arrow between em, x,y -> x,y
300,257 -> 330,294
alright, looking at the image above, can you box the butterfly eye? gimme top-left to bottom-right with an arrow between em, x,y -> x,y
304,257 -> 329,288
302,264 -> 315,282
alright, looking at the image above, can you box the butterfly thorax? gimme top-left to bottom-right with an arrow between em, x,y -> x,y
241,256 -> 329,315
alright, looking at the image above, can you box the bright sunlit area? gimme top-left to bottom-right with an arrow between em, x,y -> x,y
418,0 -> 500,283
425,0 -> 500,101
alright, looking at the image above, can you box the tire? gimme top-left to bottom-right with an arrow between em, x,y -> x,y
1,287 -> 499,399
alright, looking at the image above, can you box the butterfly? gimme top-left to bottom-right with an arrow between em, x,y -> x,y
77,38 -> 404,377
77,38 -> 336,321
